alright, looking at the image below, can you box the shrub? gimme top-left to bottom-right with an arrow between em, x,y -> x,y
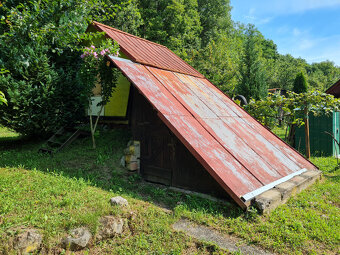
293,72 -> 308,93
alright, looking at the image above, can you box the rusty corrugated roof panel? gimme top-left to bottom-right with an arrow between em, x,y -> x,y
92,21 -> 204,78
109,56 -> 318,209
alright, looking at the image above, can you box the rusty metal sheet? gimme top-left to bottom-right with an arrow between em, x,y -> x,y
197,119 -> 283,182
147,67 -> 300,181
160,114 -> 262,203
146,66 -> 216,119
220,117 -> 301,174
242,117 -> 317,170
93,21 -> 204,78
174,73 -> 238,117
109,57 -> 265,208
108,56 -> 318,209
194,77 -> 317,171
195,77 -> 249,118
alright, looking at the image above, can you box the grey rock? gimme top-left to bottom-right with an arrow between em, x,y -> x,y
62,227 -> 92,251
13,228 -> 42,255
110,196 -> 128,207
97,216 -> 124,241
120,156 -> 126,167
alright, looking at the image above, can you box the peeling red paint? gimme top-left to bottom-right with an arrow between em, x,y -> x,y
109,56 -> 318,208
92,21 -> 204,78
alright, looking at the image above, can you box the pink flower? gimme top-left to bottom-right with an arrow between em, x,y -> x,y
114,51 -> 119,57
80,54 -> 85,58
100,49 -> 106,56
93,52 -> 98,58
90,45 -> 95,49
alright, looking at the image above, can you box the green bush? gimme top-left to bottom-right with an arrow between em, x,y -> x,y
293,71 -> 308,93
0,0 -> 141,136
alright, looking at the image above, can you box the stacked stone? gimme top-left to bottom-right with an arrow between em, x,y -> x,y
123,141 -> 140,171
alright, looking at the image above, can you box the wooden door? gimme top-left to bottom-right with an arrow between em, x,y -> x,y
130,87 -> 175,185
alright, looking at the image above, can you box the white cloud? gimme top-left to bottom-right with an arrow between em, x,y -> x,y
257,17 -> 273,25
230,0 -> 340,65
242,8 -> 272,25
298,39 -> 315,50
293,28 -> 301,36
277,34 -> 340,66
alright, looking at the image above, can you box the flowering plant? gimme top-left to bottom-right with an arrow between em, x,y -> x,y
78,39 -> 120,148
80,44 -> 119,59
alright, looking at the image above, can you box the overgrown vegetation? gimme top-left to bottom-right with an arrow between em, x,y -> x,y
0,128 -> 339,254
244,90 -> 340,130
1,0 -> 339,136
78,40 -> 120,148
0,0 -> 140,136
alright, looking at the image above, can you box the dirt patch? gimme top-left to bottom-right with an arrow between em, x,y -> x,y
173,219 -> 274,255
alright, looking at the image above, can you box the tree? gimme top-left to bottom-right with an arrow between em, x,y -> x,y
238,25 -> 267,100
0,0 -> 140,136
260,38 -> 279,60
293,72 -> 308,93
94,0 -> 142,35
196,0 -> 233,47
137,0 -> 201,61
306,61 -> 340,91
190,32 -> 242,95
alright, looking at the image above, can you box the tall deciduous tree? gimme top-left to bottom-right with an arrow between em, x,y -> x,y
190,32 -> 242,95
137,0 -> 201,60
196,0 -> 233,47
238,25 -> 267,100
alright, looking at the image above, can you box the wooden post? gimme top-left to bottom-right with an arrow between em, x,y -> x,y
304,106 -> 311,159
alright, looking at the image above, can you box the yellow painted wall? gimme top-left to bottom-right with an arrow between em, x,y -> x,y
104,74 -> 130,117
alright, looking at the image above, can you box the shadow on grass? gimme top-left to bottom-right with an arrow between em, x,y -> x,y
0,127 -> 243,220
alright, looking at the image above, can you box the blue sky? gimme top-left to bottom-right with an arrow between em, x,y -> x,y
230,0 -> 340,66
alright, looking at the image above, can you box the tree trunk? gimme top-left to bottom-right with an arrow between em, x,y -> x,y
88,101 -> 96,149
304,106 -> 311,159
287,123 -> 296,146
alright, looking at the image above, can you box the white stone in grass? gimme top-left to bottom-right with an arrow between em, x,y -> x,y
96,216 -> 124,241
13,228 -> 42,254
62,227 -> 92,251
110,196 -> 128,207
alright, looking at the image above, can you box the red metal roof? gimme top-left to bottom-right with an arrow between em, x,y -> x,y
109,56 -> 318,209
92,21 -> 204,78
326,78 -> 340,98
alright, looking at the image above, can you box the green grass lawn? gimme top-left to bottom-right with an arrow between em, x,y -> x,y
0,127 -> 339,254
0,126 -> 21,141
271,126 -> 287,140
